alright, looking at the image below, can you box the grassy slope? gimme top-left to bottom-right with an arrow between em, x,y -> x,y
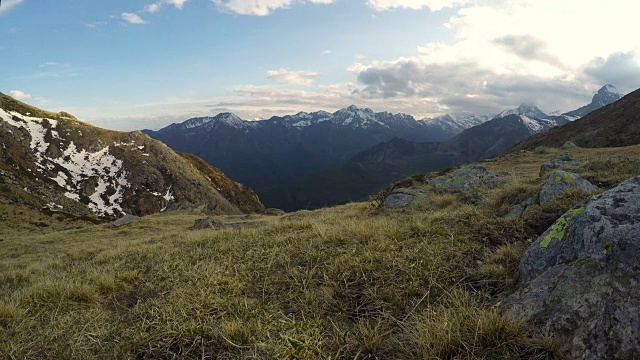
3,145 -> 640,358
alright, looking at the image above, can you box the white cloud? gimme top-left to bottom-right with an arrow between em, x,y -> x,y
367,0 -> 471,11
144,0 -> 188,13
213,0 -> 334,16
0,0 -> 25,15
166,0 -> 188,9
121,12 -> 147,24
267,68 -> 320,86
9,90 -> 32,101
144,3 -> 162,12
348,0 -> 640,116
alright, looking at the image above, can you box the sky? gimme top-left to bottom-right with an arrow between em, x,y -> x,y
1,0 -> 639,131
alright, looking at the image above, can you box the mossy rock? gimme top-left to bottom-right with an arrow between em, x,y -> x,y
561,141 -> 578,150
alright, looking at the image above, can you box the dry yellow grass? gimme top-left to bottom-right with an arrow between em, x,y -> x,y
3,144 -> 640,358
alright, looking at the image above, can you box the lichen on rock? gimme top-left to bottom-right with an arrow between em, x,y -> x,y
503,177 -> 640,359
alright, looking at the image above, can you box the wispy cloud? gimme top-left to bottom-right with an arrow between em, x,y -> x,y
143,0 -> 188,13
213,0 -> 334,16
0,0 -> 25,15
121,12 -> 147,24
267,68 -> 320,86
86,21 -> 108,29
366,0 -> 471,11
9,90 -> 32,101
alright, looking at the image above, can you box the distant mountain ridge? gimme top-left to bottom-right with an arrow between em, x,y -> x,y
0,92 -> 264,219
261,85 -> 625,210
144,105 -> 471,199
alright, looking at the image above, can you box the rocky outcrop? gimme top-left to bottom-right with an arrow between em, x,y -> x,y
188,217 -> 225,230
503,178 -> 640,359
382,188 -> 428,209
539,170 -> 595,204
112,214 -> 139,227
561,141 -> 578,150
426,165 -> 501,193
539,153 -> 582,177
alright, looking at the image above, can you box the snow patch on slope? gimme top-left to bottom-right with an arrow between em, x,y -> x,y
0,108 -> 130,216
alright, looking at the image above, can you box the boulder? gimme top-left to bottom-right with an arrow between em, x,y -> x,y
112,214 -> 139,227
539,171 -> 595,204
553,153 -> 574,162
426,165 -> 501,193
188,217 -> 225,230
382,188 -> 427,209
561,141 -> 578,150
539,153 -> 583,177
505,197 -> 536,219
503,177 -> 640,359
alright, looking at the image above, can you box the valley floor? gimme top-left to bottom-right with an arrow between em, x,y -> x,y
3,145 -> 640,359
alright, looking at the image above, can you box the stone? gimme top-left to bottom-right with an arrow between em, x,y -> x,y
505,197 -> 536,219
561,141 -> 578,150
553,153 -> 574,162
382,188 -> 426,209
426,165 -> 501,193
533,146 -> 551,154
503,178 -> 640,359
539,170 -> 595,204
112,214 -> 139,227
188,217 -> 225,230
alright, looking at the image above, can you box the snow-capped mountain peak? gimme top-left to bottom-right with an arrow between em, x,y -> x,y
593,84 -> 622,107
496,103 -> 547,120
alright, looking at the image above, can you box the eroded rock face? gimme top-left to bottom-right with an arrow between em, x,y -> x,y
426,165 -> 501,193
539,170 -> 595,204
503,178 -> 640,359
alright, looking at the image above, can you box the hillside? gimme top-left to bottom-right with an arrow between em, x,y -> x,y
143,106 -> 475,205
261,138 -> 458,211
263,86 -> 626,210
0,93 -> 263,220
512,88 -> 640,150
3,142 -> 640,358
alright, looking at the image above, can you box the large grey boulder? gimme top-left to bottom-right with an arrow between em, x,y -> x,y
426,165 -> 501,193
382,188 -> 427,209
539,170 -> 595,204
503,178 -> 640,359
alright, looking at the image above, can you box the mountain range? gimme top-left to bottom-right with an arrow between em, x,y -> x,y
513,86 -> 640,151
145,85 -> 622,211
0,92 -> 264,220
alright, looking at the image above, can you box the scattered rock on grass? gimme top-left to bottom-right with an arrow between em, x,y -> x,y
506,197 -> 536,219
382,188 -> 427,209
112,214 -> 139,227
504,177 -> 640,359
561,141 -> 578,150
539,171 -> 596,204
426,165 -> 501,193
188,217 -> 225,230
539,153 -> 583,177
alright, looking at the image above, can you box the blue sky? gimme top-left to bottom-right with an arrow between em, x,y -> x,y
1,0 -> 639,130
